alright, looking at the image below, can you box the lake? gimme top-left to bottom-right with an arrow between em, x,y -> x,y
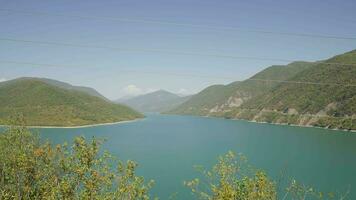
35,114 -> 356,199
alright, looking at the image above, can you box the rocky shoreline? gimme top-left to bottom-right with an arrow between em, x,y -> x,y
0,118 -> 144,129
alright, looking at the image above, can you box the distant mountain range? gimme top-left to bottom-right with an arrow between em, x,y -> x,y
1,50 -> 354,130
116,90 -> 191,113
0,78 -> 143,127
167,50 -> 356,130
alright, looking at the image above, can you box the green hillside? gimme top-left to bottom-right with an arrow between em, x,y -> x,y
164,84 -> 230,115
3,77 -> 108,100
118,90 -> 191,112
0,78 -> 143,126
168,61 -> 314,115
232,50 -> 356,130
168,50 -> 356,130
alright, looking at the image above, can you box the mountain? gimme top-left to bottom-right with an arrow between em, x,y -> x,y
8,77 -> 108,100
168,50 -> 356,130
117,90 -> 191,112
0,78 -> 143,126
233,50 -> 356,130
168,61 -> 315,115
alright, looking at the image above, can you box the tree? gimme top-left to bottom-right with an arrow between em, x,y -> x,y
0,126 -> 154,200
185,151 -> 276,200
185,151 -> 350,200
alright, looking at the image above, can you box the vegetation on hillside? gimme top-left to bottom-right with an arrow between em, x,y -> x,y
166,84 -> 232,115
235,50 -> 356,130
242,56 -> 356,114
0,77 -> 108,100
167,50 -> 356,131
167,62 -> 315,116
0,78 -> 143,126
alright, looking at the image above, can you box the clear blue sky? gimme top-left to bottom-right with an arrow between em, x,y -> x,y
1,0 -> 356,99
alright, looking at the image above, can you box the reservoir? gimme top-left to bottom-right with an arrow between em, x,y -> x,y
36,114 -> 356,199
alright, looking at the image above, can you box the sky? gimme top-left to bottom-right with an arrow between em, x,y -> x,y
0,0 -> 356,100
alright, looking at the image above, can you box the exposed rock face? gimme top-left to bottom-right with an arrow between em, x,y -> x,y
209,105 -> 222,113
168,50 -> 356,131
227,97 -> 244,107
286,108 -> 298,115
317,102 -> 338,116
209,94 -> 251,114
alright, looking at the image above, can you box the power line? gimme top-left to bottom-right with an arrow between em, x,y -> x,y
1,37 -> 356,66
1,8 -> 356,41
1,60 -> 355,87
0,60 -> 238,80
0,60 -> 354,125
246,78 -> 356,87
0,38 -> 292,62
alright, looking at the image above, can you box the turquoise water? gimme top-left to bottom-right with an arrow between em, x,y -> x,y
35,114 -> 356,199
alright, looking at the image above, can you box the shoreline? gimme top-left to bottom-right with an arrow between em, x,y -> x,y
236,118 -> 356,133
0,118 -> 144,129
163,114 -> 355,133
205,115 -> 356,133
1,114 -> 354,133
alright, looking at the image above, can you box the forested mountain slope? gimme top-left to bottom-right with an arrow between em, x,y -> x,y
168,61 -> 314,115
232,50 -> 356,130
168,50 -> 356,130
3,77 -> 108,100
0,78 -> 143,126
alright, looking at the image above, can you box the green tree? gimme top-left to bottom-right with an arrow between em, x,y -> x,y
185,151 -> 350,200
185,151 -> 276,200
0,126 -> 154,200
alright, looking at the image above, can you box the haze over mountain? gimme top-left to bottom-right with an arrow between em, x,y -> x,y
168,61 -> 315,115
117,90 -> 191,113
168,50 -> 356,130
0,78 -> 143,126
2,77 -> 108,100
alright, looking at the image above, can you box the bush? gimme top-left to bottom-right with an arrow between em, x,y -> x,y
0,126 -> 154,200
185,151 -> 276,200
185,151 -> 350,200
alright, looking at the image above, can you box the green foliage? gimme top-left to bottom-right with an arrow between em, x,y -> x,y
0,127 -> 154,200
0,127 -> 350,200
0,77 -> 108,100
237,51 -> 356,131
186,152 -> 350,200
282,179 -> 350,200
185,151 -> 277,200
166,84 -> 232,116
168,50 -> 356,131
31,77 -> 109,100
0,78 -> 143,126
168,61 -> 315,116
243,64 -> 356,116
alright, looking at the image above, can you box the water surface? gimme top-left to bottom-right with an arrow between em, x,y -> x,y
36,114 -> 356,199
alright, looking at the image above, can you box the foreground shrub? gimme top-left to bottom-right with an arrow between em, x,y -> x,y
0,126 -> 154,200
185,151 -> 276,200
185,151 -> 349,200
